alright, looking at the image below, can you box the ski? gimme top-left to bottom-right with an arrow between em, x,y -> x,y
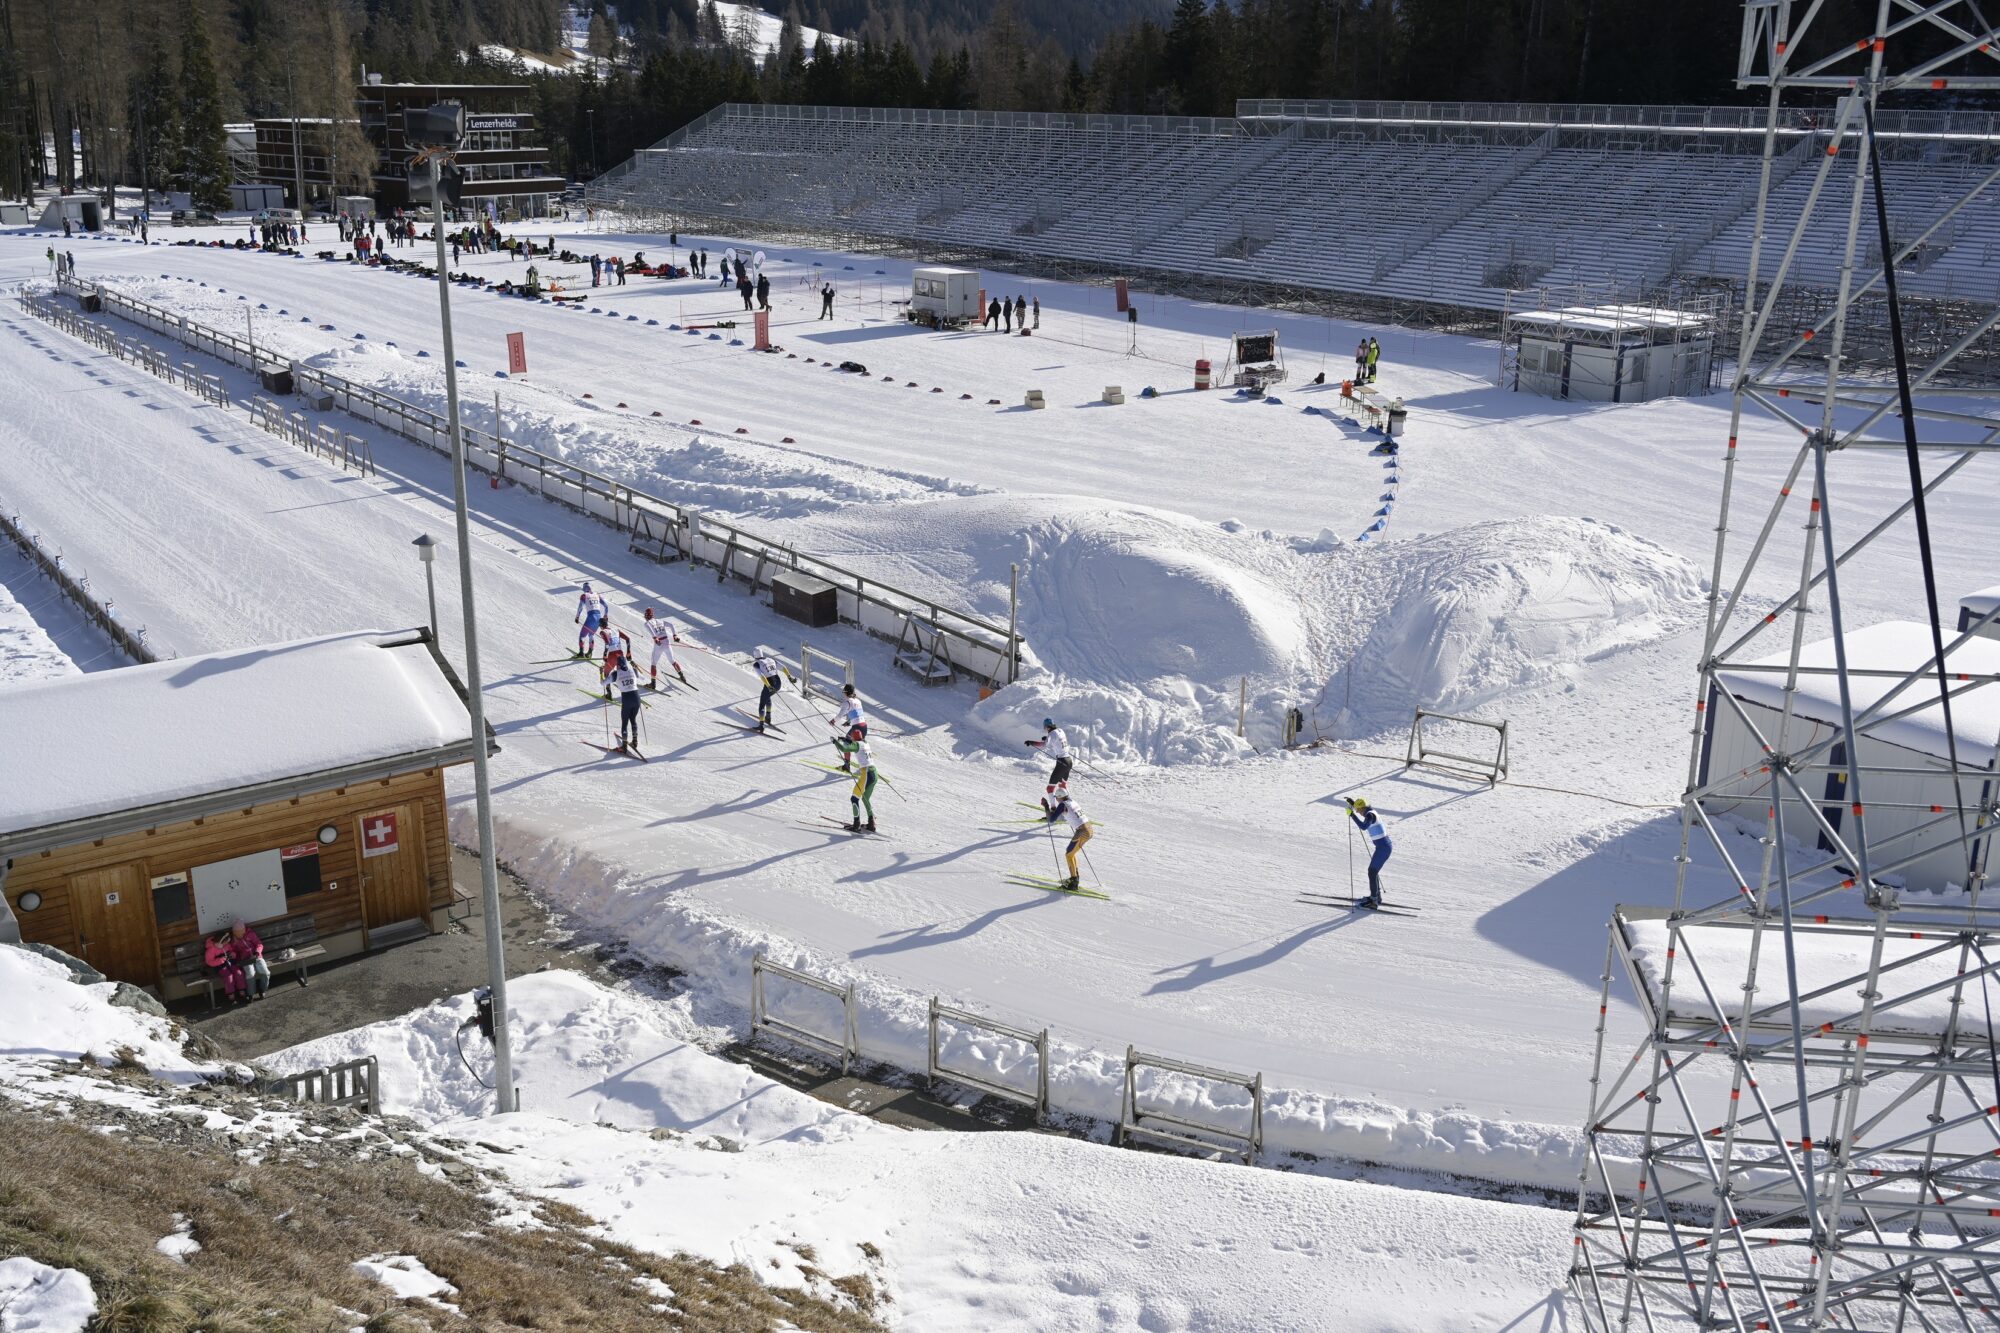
792,818 -> 886,837
1000,816 -> 1106,829
800,759 -> 852,776
577,687 -> 652,709
1004,873 -> 1109,901
1296,894 -> 1417,915
729,723 -> 785,738
652,673 -> 698,693
736,707 -> 785,733
579,740 -> 648,762
532,655 -> 594,665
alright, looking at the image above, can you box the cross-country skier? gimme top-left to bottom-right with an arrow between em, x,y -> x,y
1026,718 -> 1072,815
845,728 -> 878,833
831,683 -> 867,772
1049,793 -> 1094,891
751,646 -> 785,732
1345,796 -> 1392,908
642,607 -> 688,689
598,627 -> 634,699
609,654 -> 643,753
574,583 -> 608,657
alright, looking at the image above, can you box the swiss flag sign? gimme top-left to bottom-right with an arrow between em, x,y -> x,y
361,810 -> 401,858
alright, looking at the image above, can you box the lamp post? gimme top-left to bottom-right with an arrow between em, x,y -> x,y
412,533 -> 439,641
585,108 -> 597,180
412,104 -> 515,1113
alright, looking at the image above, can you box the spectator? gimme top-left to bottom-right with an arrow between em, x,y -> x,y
738,273 -> 755,310
986,297 -> 1002,330
820,282 -> 835,319
590,254 -> 601,287
203,933 -> 244,1004
1032,296 -> 1041,329
616,256 -> 627,286
227,919 -> 270,999
62,215 -> 73,238
1354,339 -> 1368,383
1014,295 -> 1027,331
1002,298 -> 1013,333
1366,336 -> 1381,383
755,272 -> 770,310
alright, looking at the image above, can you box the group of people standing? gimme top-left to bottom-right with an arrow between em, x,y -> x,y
985,294 -> 1039,332
1354,336 -> 1382,383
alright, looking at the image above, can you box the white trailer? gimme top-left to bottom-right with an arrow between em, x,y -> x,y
907,266 -> 979,328
1701,621 -> 2000,894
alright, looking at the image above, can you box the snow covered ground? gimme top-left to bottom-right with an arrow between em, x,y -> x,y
0,570 -> 74,686
0,218 -> 1989,1207
0,936 -> 1577,1330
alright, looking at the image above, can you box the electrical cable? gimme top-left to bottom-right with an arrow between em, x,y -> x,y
1861,98 -> 1977,889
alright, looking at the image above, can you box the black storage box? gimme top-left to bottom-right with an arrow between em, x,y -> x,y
260,367 -> 294,395
771,571 -> 838,628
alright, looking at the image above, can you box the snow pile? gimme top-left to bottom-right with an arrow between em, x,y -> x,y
1318,516 -> 1706,735
154,1215 -> 201,1264
267,973 -> 1575,1328
0,945 -> 218,1085
0,578 -> 74,687
352,1255 -> 459,1313
789,496 -> 1702,763
0,1258 -> 95,1333
263,970 -> 866,1148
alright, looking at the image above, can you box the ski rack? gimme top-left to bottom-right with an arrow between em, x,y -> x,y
926,997 -> 1049,1120
1118,1046 -> 1264,1165
799,642 -> 855,704
749,953 -> 857,1074
1404,707 -> 1508,784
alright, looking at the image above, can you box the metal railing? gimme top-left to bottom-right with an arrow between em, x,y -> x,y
1119,1046 -> 1264,1166
927,997 -> 1049,1119
51,273 -> 1023,686
265,1055 -> 381,1114
749,953 -> 857,1074
1235,98 -> 2000,140
1405,707 -> 1510,784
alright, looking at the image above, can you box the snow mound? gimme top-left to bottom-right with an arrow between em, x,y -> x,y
0,944 -> 217,1084
787,497 -> 1701,763
0,577 -> 75,687
0,1258 -> 95,1333
263,970 -> 864,1146
1320,516 -> 1705,735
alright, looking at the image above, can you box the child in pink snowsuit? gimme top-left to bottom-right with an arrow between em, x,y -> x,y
204,934 -> 245,1002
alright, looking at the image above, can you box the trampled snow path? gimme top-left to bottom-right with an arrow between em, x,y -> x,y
2,223 -> 1988,1188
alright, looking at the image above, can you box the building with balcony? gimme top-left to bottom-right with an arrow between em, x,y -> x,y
358,77 -> 562,216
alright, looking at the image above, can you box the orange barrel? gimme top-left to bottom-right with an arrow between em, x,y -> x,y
1195,358 -> 1212,390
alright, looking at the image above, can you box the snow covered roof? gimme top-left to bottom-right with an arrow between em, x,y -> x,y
1507,304 -> 1711,335
1716,620 -> 2000,761
1964,584 -> 2000,621
912,265 -> 976,278
0,629 -> 480,853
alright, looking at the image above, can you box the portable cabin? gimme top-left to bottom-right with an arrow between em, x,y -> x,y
1507,304 -> 1714,403
36,193 -> 103,232
908,266 -> 980,327
1699,621 -> 2000,894
230,183 -> 286,212
0,629 -> 490,997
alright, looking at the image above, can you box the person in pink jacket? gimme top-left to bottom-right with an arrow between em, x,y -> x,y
226,919 -> 270,1000
203,934 -> 244,1003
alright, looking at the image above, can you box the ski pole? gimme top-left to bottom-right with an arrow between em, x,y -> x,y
1347,820 -> 1355,898
1081,845 -> 1103,891
1047,821 -> 1065,880
603,696 -> 611,749
877,769 -> 909,804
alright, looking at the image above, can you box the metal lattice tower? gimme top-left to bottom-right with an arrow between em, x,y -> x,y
1569,2 -> 2000,1329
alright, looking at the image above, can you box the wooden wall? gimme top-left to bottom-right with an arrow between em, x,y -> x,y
3,767 -> 454,989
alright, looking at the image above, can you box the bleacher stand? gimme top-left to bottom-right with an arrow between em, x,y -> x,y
590,99 -> 2000,324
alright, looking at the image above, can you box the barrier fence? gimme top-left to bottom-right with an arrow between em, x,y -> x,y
750,959 -> 1267,1164
927,997 -> 1049,1120
799,641 -> 855,703
1119,1047 -> 1265,1166
49,273 -> 1024,689
264,1055 -> 381,1115
1405,706 -> 1510,784
749,953 -> 858,1074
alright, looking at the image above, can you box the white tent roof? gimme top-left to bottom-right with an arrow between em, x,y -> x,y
0,629 -> 473,843
1716,620 -> 2000,761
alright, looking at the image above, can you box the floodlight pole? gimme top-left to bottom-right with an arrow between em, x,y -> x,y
427,149 -> 515,1113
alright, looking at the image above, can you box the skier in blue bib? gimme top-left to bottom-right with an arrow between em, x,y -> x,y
1345,796 -> 1392,909
574,582 -> 608,658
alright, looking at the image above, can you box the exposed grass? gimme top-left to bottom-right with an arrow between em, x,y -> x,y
0,1099 -> 885,1332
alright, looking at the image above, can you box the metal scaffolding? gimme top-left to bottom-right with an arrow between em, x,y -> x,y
1569,3 -> 2000,1329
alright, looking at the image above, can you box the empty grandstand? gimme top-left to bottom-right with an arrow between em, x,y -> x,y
591,99 -> 2000,364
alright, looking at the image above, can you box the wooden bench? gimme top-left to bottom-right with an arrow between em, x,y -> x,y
170,913 -> 326,1009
